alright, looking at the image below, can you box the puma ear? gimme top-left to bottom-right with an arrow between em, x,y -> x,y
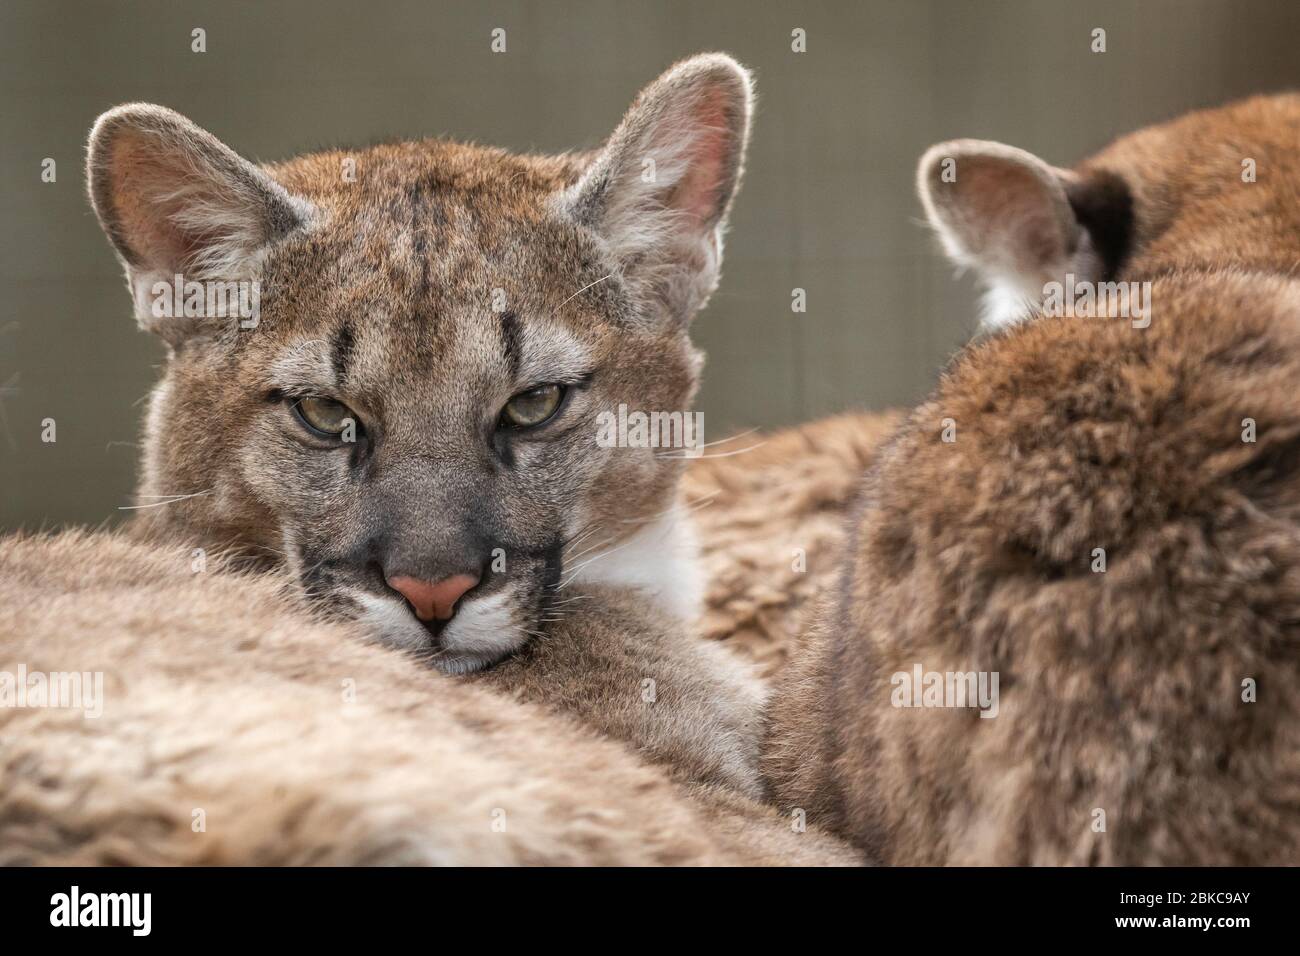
562,53 -> 753,324
917,139 -> 1097,328
87,104 -> 312,342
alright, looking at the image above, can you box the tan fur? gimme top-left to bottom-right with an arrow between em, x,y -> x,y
85,54 -> 754,674
765,94 -> 1300,865
2,55 -> 867,865
477,585 -> 767,798
0,530 -> 858,865
686,411 -> 904,677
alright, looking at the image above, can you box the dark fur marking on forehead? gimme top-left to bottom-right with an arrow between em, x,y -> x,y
407,178 -> 444,300
1067,170 -> 1134,279
499,310 -> 521,378
332,319 -> 356,385
413,229 -> 431,300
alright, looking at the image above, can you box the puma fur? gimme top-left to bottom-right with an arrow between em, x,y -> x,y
0,55 -> 863,865
0,530 -> 858,865
764,94 -> 1300,865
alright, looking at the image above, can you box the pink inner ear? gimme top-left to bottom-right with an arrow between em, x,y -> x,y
109,136 -> 201,271
108,132 -> 243,276
669,89 -> 733,228
945,157 -> 1072,272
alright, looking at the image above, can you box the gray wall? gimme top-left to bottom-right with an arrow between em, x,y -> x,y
3,0 -> 1299,529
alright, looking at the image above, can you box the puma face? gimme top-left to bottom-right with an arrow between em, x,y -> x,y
87,54 -> 752,673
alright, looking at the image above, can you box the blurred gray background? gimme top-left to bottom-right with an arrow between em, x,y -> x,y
3,0 -> 1299,529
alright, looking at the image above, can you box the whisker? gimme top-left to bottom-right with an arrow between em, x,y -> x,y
118,489 -> 212,510
655,440 -> 768,460
695,428 -> 761,449
555,535 -> 642,591
562,535 -> 618,565
615,490 -> 718,524
557,273 -> 614,310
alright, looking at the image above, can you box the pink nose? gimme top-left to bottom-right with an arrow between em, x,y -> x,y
386,573 -> 479,622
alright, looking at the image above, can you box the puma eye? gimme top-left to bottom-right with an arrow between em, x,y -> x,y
500,384 -> 565,429
292,396 -> 357,438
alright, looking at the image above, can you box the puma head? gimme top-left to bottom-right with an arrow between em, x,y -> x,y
87,53 -> 753,673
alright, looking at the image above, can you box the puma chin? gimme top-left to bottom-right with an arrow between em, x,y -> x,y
87,54 -> 751,673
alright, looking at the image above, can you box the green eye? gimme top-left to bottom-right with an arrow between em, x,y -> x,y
500,384 -> 565,429
292,396 -> 357,438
